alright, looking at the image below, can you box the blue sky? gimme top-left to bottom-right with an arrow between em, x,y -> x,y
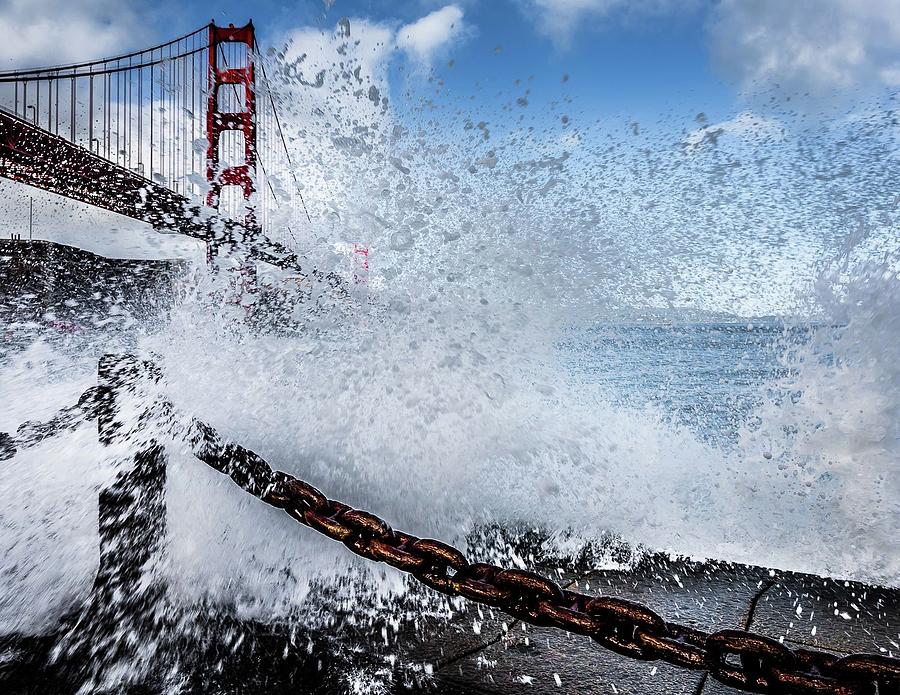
3,1 -> 899,125
388,2 -> 729,123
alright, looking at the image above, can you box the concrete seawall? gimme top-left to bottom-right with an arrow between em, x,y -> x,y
0,513 -> 896,692
0,239 -> 189,329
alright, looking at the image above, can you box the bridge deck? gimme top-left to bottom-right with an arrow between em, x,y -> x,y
0,108 -> 203,232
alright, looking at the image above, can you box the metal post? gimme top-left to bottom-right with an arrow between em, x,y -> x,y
93,354 -> 167,635
29,197 -> 33,240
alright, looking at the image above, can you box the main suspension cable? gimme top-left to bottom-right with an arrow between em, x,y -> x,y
0,25 -> 209,79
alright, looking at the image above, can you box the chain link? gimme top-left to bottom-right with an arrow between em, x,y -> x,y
181,413 -> 900,695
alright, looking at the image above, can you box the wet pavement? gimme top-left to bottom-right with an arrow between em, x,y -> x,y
411,557 -> 899,694
2,554 -> 897,694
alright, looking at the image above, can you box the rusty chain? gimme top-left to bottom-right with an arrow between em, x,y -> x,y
2,374 -> 898,694
181,412 -> 900,695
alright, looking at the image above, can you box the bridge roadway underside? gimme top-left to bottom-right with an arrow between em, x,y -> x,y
0,110 -> 208,235
0,553 -> 897,694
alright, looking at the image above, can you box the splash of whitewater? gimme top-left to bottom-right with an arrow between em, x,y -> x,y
1,19 -> 899,649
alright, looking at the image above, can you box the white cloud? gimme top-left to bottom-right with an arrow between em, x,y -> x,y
0,0 -> 142,69
709,0 -> 900,97
282,19 -> 395,88
518,0 -> 690,47
396,4 -> 467,66
684,111 -> 784,148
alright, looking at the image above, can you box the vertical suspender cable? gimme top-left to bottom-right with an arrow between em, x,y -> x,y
127,57 -> 132,170
159,50 -> 163,182
183,41 -> 187,192
191,41 -> 196,198
171,49 -> 177,191
121,66 -> 125,164
176,43 -> 180,191
161,59 -> 166,187
110,67 -> 114,160
108,71 -> 112,159
112,69 -> 115,160
174,44 -> 180,192
102,73 -> 107,157
150,58 -> 154,181
167,50 -> 171,189
172,51 -> 176,189
138,66 -> 142,174
159,60 -> 164,186
114,68 -> 118,163
170,52 -> 174,189
118,66 -> 123,164
181,42 -> 187,193
88,73 -> 94,150
120,65 -> 124,165
110,66 -> 114,161
114,68 -> 118,161
70,77 -> 75,141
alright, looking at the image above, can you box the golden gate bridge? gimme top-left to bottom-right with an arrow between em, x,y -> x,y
0,21 -> 314,275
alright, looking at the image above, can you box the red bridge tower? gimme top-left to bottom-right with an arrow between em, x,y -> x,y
206,21 -> 257,227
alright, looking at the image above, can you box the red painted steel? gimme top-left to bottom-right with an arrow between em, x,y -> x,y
206,21 -> 257,225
